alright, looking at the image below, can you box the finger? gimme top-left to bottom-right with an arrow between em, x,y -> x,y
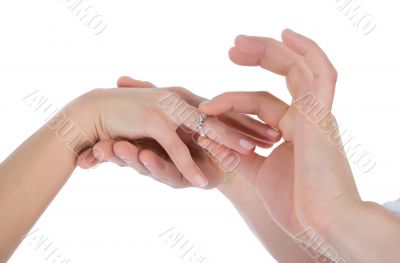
117,76 -> 156,88
230,35 -> 302,76
199,91 -> 289,128
229,35 -> 313,97
181,110 -> 262,154
228,47 -> 259,66
119,81 -> 279,150
92,140 -> 126,166
204,117 -> 276,149
139,149 -> 192,188
76,139 -> 124,168
159,94 -> 261,154
218,113 -> 281,143
281,29 -> 336,109
113,141 -> 150,175
246,138 -> 273,149
198,116 -> 261,154
76,147 -> 101,169
148,116 -> 208,187
165,87 -> 281,145
196,136 -> 264,184
196,135 -> 238,181
279,31 -> 360,218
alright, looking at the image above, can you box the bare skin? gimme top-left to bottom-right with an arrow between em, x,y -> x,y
84,30 -> 400,262
2,29 -> 399,262
200,29 -> 400,263
0,85 -> 279,262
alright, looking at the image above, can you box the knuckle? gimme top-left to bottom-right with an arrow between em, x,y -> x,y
169,86 -> 189,95
327,68 -> 338,84
211,91 -> 236,103
212,91 -> 232,101
308,39 -> 319,49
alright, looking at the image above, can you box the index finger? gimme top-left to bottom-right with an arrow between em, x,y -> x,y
147,115 -> 209,187
229,35 -> 313,97
281,29 -> 337,109
199,91 -> 289,129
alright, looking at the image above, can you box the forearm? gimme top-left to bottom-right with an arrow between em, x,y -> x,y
0,105 -> 93,261
319,201 -> 400,263
217,175 -> 313,263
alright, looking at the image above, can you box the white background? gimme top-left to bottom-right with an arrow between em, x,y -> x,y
1,0 -> 399,262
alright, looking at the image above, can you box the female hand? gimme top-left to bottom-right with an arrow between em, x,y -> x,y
76,76 -> 282,189
72,82 -> 280,188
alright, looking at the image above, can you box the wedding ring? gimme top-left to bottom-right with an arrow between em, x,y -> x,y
195,113 -> 208,137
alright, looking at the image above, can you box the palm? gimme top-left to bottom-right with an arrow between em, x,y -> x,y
254,68 -> 308,232
253,142 -> 297,230
241,63 -> 333,234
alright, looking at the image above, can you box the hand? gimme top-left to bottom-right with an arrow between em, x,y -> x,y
199,29 -> 361,236
74,78 -> 281,188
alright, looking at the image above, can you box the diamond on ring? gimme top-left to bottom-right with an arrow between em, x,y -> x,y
195,113 -> 208,137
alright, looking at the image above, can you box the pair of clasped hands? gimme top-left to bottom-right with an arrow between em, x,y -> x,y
66,29 -> 399,262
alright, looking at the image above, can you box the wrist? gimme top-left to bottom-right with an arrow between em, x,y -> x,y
307,198 -> 362,237
314,201 -> 399,262
47,90 -> 102,155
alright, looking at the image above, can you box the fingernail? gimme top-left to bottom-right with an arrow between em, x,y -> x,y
141,160 -> 152,169
284,28 -> 301,37
111,157 -> 126,167
239,139 -> 255,151
266,128 -> 280,138
119,155 -> 130,164
285,28 -> 294,34
92,148 -> 102,159
193,174 -> 208,187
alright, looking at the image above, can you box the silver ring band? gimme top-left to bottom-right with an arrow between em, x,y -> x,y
195,113 -> 208,137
